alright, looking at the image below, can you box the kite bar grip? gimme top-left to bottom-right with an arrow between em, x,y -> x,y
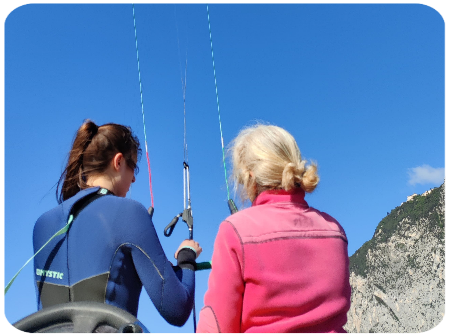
196,261 -> 212,270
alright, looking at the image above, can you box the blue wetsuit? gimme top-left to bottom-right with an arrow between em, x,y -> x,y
33,187 -> 196,327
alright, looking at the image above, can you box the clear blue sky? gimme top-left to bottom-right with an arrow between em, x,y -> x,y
3,3 -> 445,333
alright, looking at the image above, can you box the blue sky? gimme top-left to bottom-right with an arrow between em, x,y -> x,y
2,3 -> 446,333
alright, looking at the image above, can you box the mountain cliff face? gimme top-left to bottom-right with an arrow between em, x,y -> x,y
344,183 -> 445,333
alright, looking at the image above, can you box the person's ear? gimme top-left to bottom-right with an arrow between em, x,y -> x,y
112,153 -> 124,172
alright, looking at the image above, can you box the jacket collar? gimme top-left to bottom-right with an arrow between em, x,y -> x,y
252,187 -> 308,207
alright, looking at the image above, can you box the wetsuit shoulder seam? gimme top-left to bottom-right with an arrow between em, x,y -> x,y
110,242 -> 165,281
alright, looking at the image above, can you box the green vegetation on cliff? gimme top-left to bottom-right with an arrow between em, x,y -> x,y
349,183 -> 445,277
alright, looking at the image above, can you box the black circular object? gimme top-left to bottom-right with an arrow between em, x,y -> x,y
117,323 -> 144,333
13,301 -> 148,333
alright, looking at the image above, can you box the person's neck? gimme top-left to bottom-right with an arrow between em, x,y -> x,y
86,175 -> 115,194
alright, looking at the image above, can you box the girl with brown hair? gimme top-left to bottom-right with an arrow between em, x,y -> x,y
33,120 -> 201,327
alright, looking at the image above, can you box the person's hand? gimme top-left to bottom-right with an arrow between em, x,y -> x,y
175,239 -> 202,259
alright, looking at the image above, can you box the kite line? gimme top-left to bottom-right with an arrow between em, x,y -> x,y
207,5 -> 238,214
133,4 -> 154,209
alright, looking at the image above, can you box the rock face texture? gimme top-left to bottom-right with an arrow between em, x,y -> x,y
344,183 -> 445,333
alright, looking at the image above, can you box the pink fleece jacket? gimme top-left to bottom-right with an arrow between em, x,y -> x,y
197,188 -> 351,333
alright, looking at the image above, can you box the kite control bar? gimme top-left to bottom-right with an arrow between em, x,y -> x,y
164,159 -> 239,273
164,162 -> 194,238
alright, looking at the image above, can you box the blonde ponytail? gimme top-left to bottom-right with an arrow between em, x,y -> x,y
230,123 -> 319,203
301,163 -> 319,193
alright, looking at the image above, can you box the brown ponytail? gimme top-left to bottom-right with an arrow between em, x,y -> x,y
56,119 -> 141,203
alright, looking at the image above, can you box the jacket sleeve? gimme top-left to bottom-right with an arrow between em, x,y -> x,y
197,221 -> 244,333
123,201 -> 195,327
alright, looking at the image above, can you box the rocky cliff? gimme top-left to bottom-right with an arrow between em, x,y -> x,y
344,183 -> 445,333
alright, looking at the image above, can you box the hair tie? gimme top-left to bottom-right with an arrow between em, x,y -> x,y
84,123 -> 98,150
90,124 -> 98,139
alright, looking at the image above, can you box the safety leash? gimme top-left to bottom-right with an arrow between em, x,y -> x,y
5,218 -> 73,295
5,188 -> 112,294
